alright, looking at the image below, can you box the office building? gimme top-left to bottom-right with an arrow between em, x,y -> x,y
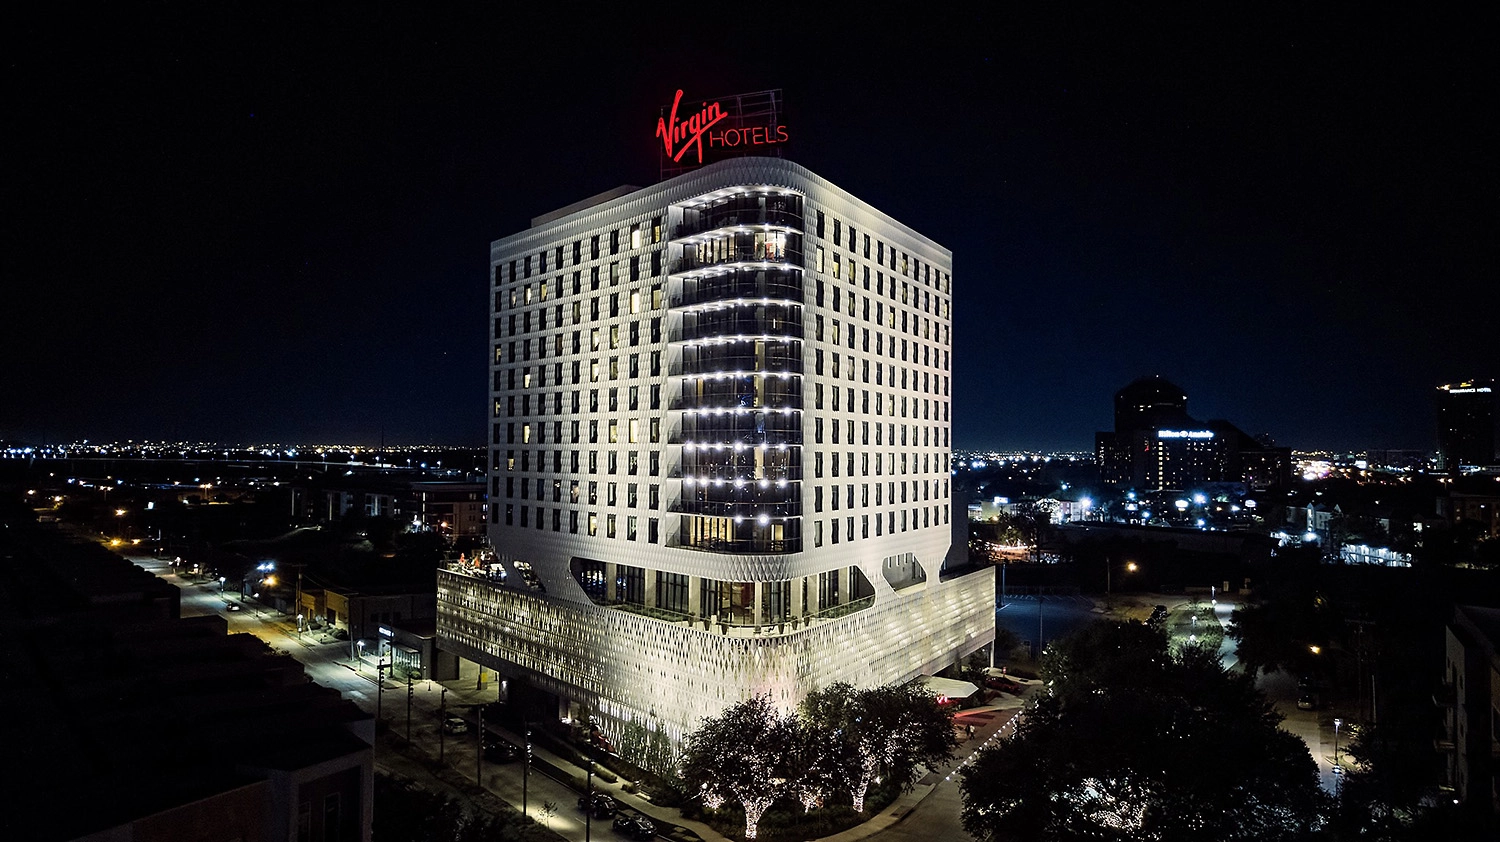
438,156 -> 993,762
1096,375 -> 1290,491
1437,380 -> 1497,471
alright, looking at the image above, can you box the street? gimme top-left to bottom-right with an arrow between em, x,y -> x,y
126,554 -> 728,842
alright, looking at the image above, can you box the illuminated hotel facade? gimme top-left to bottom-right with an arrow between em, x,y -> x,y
437,156 -> 993,758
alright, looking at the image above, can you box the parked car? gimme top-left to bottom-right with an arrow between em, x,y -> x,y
613,810 -> 656,839
330,627 -> 349,640
577,792 -> 617,819
1296,691 -> 1318,711
442,716 -> 469,735
1148,605 -> 1169,626
484,738 -> 520,763
225,603 -> 242,612
984,675 -> 1021,693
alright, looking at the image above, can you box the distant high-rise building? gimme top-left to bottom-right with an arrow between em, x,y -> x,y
1096,375 -> 1290,491
437,156 -> 993,761
1437,380 -> 1496,470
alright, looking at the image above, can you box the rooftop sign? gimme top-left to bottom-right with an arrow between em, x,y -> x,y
657,89 -> 787,180
1158,430 -> 1214,440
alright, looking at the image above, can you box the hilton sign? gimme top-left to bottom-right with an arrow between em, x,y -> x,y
656,88 -> 788,179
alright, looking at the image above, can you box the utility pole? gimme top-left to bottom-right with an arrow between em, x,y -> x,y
586,763 -> 594,842
1037,595 -> 1045,659
376,662 -> 388,722
476,704 -> 484,787
523,727 -> 532,815
439,688 -> 448,763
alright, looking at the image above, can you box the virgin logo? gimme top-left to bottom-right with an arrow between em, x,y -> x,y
656,90 -> 727,165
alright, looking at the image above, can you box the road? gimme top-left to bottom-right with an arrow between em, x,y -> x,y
996,593 -> 1102,657
125,554 -> 727,842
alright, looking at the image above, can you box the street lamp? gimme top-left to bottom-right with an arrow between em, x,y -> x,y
356,640 -> 366,671
1333,717 -> 1343,780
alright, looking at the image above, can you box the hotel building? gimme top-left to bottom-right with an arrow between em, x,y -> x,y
438,157 -> 993,761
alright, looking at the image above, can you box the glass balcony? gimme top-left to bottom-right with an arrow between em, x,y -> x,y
671,268 -> 803,310
677,515 -> 802,555
671,231 -> 803,276
673,192 -> 803,240
672,375 -> 802,411
676,412 -> 802,446
674,341 -> 802,377
671,304 -> 802,344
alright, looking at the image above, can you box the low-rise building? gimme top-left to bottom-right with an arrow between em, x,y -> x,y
1440,605 -> 1500,815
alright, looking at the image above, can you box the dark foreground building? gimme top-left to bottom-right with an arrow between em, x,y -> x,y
1,515 -> 374,842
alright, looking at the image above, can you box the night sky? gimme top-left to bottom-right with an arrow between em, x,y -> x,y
5,6 -> 1493,452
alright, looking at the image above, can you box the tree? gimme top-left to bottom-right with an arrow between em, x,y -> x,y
1227,546 -> 1343,677
961,621 -> 1329,841
800,681 -> 957,812
679,695 -> 798,840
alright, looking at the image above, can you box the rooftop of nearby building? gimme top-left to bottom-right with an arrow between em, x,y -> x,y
0,506 -> 372,841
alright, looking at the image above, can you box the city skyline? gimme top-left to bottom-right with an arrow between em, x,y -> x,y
6,7 -> 1493,452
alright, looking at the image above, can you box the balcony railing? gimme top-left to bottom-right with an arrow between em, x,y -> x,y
671,247 -> 803,276
671,310 -> 803,344
674,207 -> 803,240
678,464 -> 803,482
671,270 -> 803,310
677,535 -> 802,555
673,351 -> 802,377
671,389 -> 802,411
672,499 -> 802,518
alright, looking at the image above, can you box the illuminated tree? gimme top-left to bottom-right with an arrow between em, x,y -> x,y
800,682 -> 957,813
679,695 -> 797,840
961,621 -> 1328,841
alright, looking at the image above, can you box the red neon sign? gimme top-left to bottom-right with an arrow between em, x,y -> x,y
656,90 -> 728,165
656,89 -> 790,169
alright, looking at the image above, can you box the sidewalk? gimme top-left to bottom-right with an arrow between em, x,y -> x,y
370,662 -> 732,842
383,665 -> 1029,842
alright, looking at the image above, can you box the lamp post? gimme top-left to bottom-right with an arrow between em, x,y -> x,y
356,640 -> 366,671
376,661 -> 388,721
438,688 -> 448,763
523,727 -> 532,815
218,576 -> 226,597
586,763 -> 594,842
1333,717 -> 1343,787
